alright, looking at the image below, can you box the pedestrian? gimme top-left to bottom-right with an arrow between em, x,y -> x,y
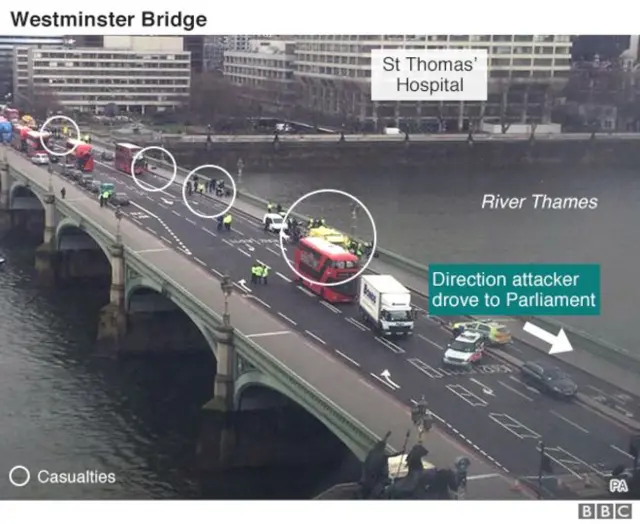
198,183 -> 205,194
267,202 -> 274,213
250,263 -> 260,285
187,181 -> 193,196
261,264 -> 269,285
60,187 -> 66,200
217,216 -> 223,231
99,193 -> 104,207
209,179 -> 216,192
276,204 -> 282,214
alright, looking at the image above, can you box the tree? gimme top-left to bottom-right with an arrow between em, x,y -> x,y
24,85 -> 63,120
186,73 -> 256,125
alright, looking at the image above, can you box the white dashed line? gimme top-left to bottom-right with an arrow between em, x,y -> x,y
320,301 -> 340,313
297,285 -> 315,297
201,227 -> 217,237
335,350 -> 360,367
237,248 -> 252,258
222,238 -> 234,247
145,226 -> 156,234
186,218 -> 197,225
305,330 -> 326,345
250,296 -> 271,309
409,399 -> 509,473
172,210 -> 181,217
193,257 -> 207,267
611,444 -> 633,458
277,312 -> 297,326
345,317 -> 369,331
417,333 -> 444,350
160,236 -> 173,244
266,247 -> 280,256
132,218 -> 144,226
498,380 -> 534,402
277,271 -> 292,283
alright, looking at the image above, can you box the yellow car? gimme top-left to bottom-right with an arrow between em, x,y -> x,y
449,319 -> 511,346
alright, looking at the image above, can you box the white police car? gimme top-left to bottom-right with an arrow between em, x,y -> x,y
263,212 -> 287,233
442,331 -> 486,370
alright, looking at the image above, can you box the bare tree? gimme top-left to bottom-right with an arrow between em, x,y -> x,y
25,86 -> 63,119
186,73 -> 255,125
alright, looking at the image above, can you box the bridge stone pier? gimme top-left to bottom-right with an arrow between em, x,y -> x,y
3,148 -> 412,483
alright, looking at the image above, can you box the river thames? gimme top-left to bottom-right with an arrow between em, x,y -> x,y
0,245 -> 353,499
239,164 -> 638,353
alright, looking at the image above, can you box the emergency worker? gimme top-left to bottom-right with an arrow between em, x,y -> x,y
223,214 -> 232,231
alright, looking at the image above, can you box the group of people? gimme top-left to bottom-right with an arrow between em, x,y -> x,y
186,175 -> 229,197
98,190 -> 112,207
250,262 -> 270,285
266,202 -> 286,216
216,213 -> 233,231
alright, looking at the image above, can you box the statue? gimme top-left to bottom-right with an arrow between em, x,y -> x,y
357,431 -> 392,499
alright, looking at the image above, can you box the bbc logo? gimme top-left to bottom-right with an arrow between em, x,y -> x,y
578,504 -> 633,519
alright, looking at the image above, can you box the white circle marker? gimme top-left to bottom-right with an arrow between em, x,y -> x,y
181,164 -> 237,220
38,115 -> 81,157
8,465 -> 30,487
131,146 -> 178,193
278,189 -> 377,288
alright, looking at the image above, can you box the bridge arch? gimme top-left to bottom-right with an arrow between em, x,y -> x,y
55,218 -> 113,268
234,370 -> 364,460
125,280 -> 218,359
9,181 -> 45,209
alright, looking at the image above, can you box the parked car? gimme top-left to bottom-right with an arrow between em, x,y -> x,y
520,361 -> 578,399
48,154 -> 59,164
79,174 -> 94,188
88,181 -> 102,194
111,193 -> 130,206
31,153 -> 49,165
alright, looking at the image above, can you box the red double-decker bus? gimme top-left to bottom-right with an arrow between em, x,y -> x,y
11,125 -> 30,152
294,237 -> 360,303
66,138 -> 95,172
3,107 -> 19,122
25,130 -> 51,157
115,142 -> 146,175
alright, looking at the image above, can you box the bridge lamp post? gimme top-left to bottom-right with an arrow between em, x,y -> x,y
47,162 -> 53,193
220,274 -> 233,327
114,206 -> 123,245
350,203 -> 358,238
411,395 -> 432,444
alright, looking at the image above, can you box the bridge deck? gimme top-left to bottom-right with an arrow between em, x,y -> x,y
6,148 -> 531,500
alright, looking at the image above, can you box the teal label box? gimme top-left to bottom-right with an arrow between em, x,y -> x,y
428,264 -> 600,316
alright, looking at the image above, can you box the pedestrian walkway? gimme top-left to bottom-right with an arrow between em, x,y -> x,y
89,134 -> 640,398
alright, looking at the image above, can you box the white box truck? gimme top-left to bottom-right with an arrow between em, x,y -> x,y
359,275 -> 415,337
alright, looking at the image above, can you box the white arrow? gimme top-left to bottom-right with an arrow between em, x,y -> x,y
380,369 -> 401,390
236,279 -> 252,293
523,322 -> 573,355
161,198 -> 173,205
469,378 -> 495,396
246,244 -> 255,252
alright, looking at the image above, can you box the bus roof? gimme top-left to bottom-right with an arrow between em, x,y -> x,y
301,237 -> 357,258
115,142 -> 142,150
26,130 -> 50,138
66,138 -> 84,146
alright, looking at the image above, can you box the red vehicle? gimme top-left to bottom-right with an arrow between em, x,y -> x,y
294,237 -> 360,303
11,124 -> 29,152
66,138 -> 94,172
3,107 -> 19,122
25,130 -> 51,157
115,142 -> 146,175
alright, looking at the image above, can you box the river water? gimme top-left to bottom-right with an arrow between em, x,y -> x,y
240,165 -> 638,353
0,244 -> 353,500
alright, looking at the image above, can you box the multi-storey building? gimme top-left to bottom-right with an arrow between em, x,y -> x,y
0,36 -> 68,99
14,36 -> 191,115
293,35 -> 573,130
223,39 -> 296,109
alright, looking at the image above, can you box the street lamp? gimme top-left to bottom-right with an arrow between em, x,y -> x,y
114,205 -> 123,244
220,274 -> 234,327
350,203 -> 358,238
411,395 -> 432,444
47,162 -> 53,193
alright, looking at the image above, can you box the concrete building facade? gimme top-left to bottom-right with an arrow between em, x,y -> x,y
292,35 -> 573,131
14,36 -> 191,115
223,39 -> 296,109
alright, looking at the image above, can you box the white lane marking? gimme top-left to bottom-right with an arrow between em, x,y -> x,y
614,405 -> 634,418
222,238 -> 234,247
256,259 -> 271,268
374,336 -> 405,354
277,271 -> 292,283
193,257 -> 207,267
446,384 -> 488,407
201,227 -> 217,237
277,312 -> 297,326
235,229 -> 245,236
160,236 -> 173,244
130,201 -> 191,255
467,473 -> 501,481
550,410 -> 590,434
611,444 -> 633,459
369,373 -> 399,391
186,218 -> 197,225
408,399 -> 509,473
498,380 -> 534,402
407,358 -> 443,379
345,317 -> 370,332
489,413 -> 540,439
132,218 -> 144,226
335,350 -> 360,367
508,375 -> 540,394
145,226 -> 156,234
250,296 -> 271,309
210,268 -> 223,277
538,446 -> 605,479
172,210 -> 181,217
266,246 -> 280,256
246,331 -> 291,339
305,330 -> 326,345
417,333 -> 444,350
297,285 -> 315,297
237,248 -> 252,258
320,301 -> 340,313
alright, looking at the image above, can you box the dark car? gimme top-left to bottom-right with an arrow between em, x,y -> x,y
100,151 -> 114,161
80,174 -> 94,188
111,192 -> 130,206
520,361 -> 578,399
88,180 -> 102,194
48,154 -> 59,164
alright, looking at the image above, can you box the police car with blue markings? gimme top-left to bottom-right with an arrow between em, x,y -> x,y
358,274 -> 415,337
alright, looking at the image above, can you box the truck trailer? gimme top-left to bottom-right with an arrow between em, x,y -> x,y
358,274 -> 415,337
